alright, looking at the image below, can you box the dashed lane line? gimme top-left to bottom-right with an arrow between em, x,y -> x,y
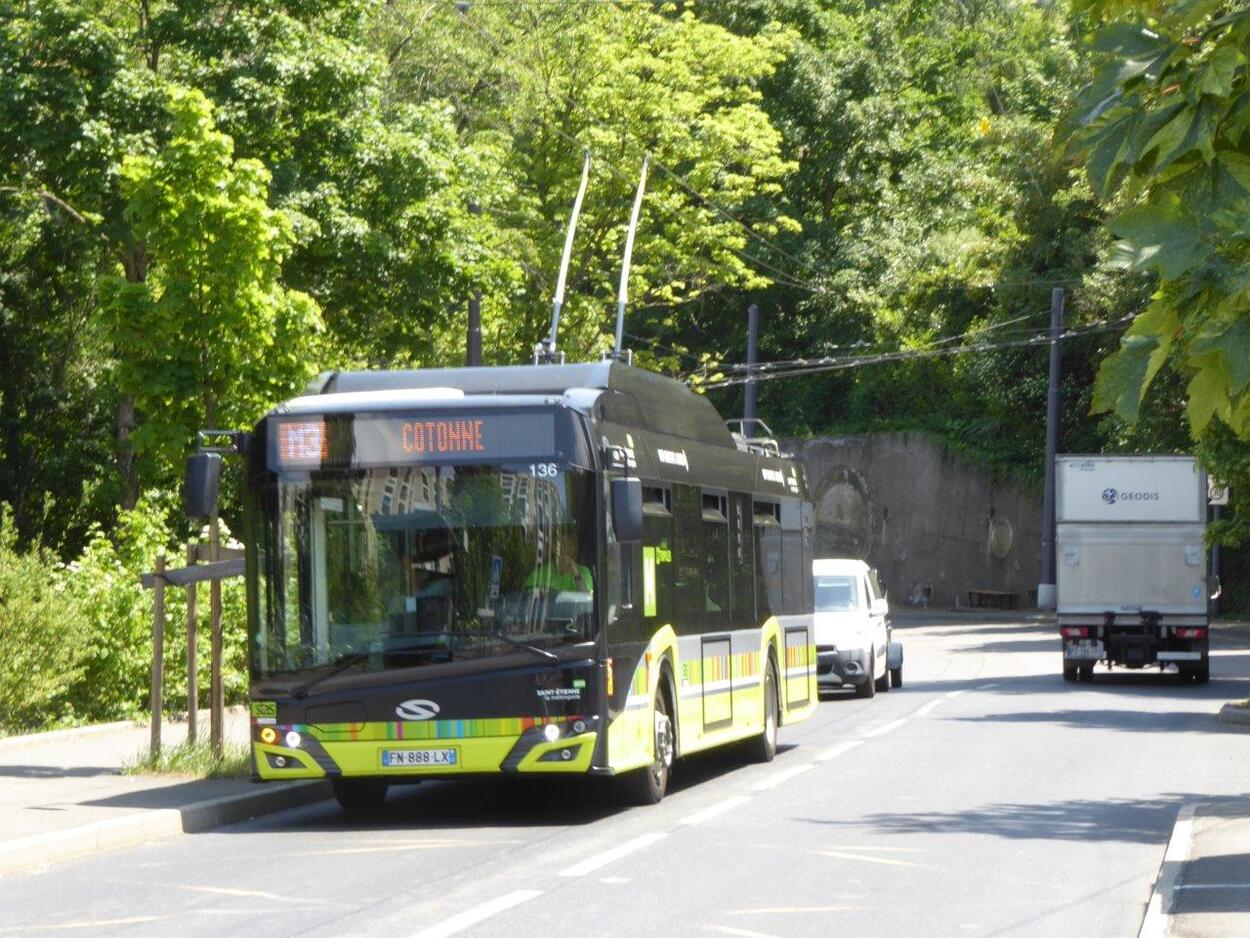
558,832 -> 669,878
751,763 -> 814,792
409,890 -> 544,938
680,795 -> 752,826
915,699 -> 944,717
861,718 -> 908,739
815,740 -> 863,762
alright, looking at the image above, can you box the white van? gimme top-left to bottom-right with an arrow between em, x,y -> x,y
813,558 -> 902,698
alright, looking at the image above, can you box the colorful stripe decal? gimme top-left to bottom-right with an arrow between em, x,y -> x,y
298,716 -> 576,743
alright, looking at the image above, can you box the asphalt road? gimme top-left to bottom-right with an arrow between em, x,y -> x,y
5,613 -> 1250,938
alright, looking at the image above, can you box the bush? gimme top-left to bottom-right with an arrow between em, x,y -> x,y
0,507 -> 87,733
59,492 -> 249,724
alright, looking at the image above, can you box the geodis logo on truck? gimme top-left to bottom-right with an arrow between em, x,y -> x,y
1101,487 -> 1162,505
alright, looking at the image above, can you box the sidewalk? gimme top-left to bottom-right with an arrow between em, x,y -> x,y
0,713 -> 329,876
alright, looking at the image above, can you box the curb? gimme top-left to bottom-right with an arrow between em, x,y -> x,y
1218,704 -> 1250,727
0,780 -> 332,877
1139,802 -> 1198,938
0,721 -> 139,752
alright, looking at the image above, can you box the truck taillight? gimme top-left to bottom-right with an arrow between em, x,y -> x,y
1060,627 -> 1089,638
1176,628 -> 1207,639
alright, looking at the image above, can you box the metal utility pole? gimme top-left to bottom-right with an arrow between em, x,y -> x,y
744,303 -> 760,423
467,201 -> 482,367
1037,286 -> 1065,611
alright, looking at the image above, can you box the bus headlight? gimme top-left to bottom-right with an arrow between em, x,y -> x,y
285,730 -> 302,749
542,724 -> 560,743
259,727 -> 278,745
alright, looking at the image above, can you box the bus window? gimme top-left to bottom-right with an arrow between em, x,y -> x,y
729,493 -> 755,628
701,491 -> 730,631
780,498 -> 804,615
673,485 -> 703,634
642,484 -> 673,623
753,500 -> 781,621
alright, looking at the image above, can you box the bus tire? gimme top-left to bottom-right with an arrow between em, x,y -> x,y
746,654 -> 780,764
621,678 -> 675,806
332,777 -> 388,816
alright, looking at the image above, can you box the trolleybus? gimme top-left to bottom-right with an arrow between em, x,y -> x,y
188,361 -> 816,812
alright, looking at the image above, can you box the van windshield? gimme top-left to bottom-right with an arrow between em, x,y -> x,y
814,575 -> 860,612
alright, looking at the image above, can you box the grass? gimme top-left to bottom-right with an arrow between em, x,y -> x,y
123,739 -> 252,779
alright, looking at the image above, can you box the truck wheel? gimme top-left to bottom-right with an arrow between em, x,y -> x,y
332,778 -> 388,816
1078,666 -> 1094,682
621,681 -> 675,805
855,655 -> 876,698
1062,665 -> 1077,682
1191,661 -> 1211,684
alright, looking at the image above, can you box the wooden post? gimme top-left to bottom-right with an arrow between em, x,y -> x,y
185,541 -> 198,744
210,516 -> 224,759
149,553 -> 166,759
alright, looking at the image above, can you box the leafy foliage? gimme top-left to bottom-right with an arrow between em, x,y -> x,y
1070,1 -> 1250,439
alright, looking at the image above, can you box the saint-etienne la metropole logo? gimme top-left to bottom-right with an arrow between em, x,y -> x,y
1102,487 -> 1118,505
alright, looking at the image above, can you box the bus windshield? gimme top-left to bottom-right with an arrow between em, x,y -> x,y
251,464 -> 596,681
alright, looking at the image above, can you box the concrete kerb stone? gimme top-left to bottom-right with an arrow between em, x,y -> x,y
0,721 -> 140,752
0,780 -> 332,877
1218,703 -> 1250,728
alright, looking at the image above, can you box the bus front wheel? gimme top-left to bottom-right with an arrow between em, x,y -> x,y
332,777 -> 388,816
622,684 -> 675,806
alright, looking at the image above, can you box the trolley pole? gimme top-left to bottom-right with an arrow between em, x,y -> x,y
1037,286 -> 1065,611
744,302 -> 760,423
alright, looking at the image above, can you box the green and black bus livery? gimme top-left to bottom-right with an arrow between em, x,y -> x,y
234,362 -> 816,809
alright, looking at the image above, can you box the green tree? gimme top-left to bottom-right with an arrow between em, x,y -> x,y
1070,1 -> 1250,440
101,87 -> 321,475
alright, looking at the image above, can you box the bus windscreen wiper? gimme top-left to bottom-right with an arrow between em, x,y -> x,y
289,651 -> 370,699
289,636 -> 446,699
492,630 -> 560,665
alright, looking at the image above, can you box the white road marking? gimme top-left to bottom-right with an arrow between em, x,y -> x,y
2,918 -> 165,932
1174,883 -> 1250,890
1138,803 -> 1199,938
706,926 -> 783,938
945,689 -> 968,699
558,832 -> 668,878
815,740 -> 863,762
680,795 -> 751,826
861,718 -> 908,738
409,890 -> 543,938
178,885 -> 322,903
978,683 -> 1000,690
812,849 -> 922,868
751,763 -> 814,792
916,699 -> 944,717
731,905 -> 864,914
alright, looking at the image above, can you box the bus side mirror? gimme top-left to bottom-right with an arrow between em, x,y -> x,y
184,452 -> 222,521
611,478 -> 643,544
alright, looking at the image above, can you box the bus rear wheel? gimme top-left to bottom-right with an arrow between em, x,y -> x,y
622,685 -> 675,806
746,656 -> 779,763
332,777 -> 388,816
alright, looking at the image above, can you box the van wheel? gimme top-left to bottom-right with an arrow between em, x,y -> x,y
889,665 -> 903,689
874,657 -> 890,694
621,683 -> 674,805
1078,666 -> 1094,682
746,656 -> 779,763
1063,665 -> 1077,682
855,656 -> 876,698
332,778 -> 388,816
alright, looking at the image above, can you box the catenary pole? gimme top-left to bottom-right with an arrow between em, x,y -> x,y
744,303 -> 760,423
467,201 -> 482,367
1037,286 -> 1065,611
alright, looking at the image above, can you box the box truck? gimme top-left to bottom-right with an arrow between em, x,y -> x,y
1056,455 -> 1215,682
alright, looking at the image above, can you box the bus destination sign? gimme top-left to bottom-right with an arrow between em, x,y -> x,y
271,412 -> 557,470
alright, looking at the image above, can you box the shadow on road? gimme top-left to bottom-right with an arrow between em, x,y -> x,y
950,708 -> 1249,735
796,792 -> 1250,846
